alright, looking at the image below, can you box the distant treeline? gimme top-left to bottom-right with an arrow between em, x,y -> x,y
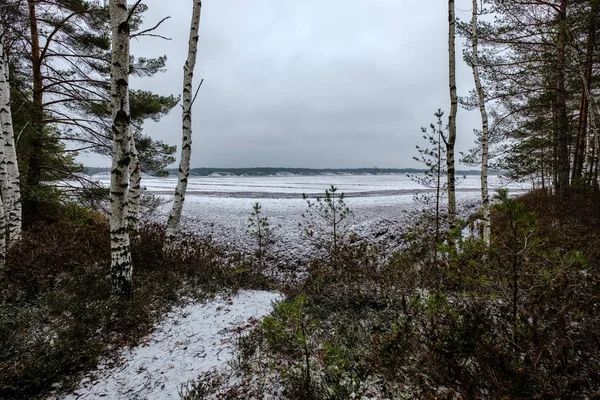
83,167 -> 111,175
83,166 -> 502,177
180,167 -> 498,176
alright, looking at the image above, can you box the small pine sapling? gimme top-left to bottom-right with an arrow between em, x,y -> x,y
494,189 -> 538,343
247,202 -> 276,269
300,185 -> 353,255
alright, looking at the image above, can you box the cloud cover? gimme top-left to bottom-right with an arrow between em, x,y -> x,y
85,0 -> 482,168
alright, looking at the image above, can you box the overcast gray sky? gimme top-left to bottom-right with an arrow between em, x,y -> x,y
83,0 -> 481,168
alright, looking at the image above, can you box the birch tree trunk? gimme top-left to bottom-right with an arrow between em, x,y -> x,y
0,20 -> 20,246
447,0 -> 458,223
470,0 -> 491,246
572,8 -> 594,183
109,0 -> 133,298
163,0 -> 202,253
0,193 -> 5,270
0,21 -> 7,267
127,137 -> 141,235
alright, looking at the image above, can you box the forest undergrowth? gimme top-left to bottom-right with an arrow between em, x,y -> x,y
0,203 -> 273,400
2,189 -> 600,400
183,189 -> 600,400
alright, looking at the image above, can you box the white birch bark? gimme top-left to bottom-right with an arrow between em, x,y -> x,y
447,0 -> 458,223
127,136 -> 141,235
470,0 -> 491,245
0,20 -> 10,256
0,20 -> 21,245
163,0 -> 202,253
109,0 -> 133,298
0,193 -> 5,270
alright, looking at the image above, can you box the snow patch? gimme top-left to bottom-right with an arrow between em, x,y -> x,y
50,290 -> 283,400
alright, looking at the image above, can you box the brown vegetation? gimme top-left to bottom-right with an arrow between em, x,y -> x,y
227,191 -> 600,399
0,204 -> 271,399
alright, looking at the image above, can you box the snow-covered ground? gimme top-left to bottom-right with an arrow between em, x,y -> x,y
110,174 -> 528,261
95,174 -> 528,250
49,290 -> 283,400
54,175 -> 527,400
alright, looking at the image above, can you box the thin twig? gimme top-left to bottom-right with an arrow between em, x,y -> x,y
131,16 -> 171,39
125,0 -> 144,26
190,78 -> 204,107
16,121 -> 29,144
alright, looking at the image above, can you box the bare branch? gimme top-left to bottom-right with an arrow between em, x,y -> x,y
131,16 -> 171,39
191,78 -> 204,107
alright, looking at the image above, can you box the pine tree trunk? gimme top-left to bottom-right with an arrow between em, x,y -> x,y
163,0 -> 202,253
109,0 -> 133,299
572,6 -> 595,184
25,0 -> 44,223
555,0 -> 570,194
127,136 -> 141,235
447,0 -> 457,222
0,21 -> 20,246
470,0 -> 491,246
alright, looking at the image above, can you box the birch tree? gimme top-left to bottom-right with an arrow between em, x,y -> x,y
163,0 -> 202,253
0,20 -> 8,268
447,0 -> 458,223
0,18 -> 21,247
127,138 -> 141,234
109,0 -> 133,298
470,0 -> 491,245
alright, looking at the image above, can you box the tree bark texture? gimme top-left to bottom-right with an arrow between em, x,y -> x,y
127,136 -> 141,235
574,5 -> 596,183
109,0 -> 133,299
25,0 -> 44,221
447,0 -> 457,222
555,0 -> 570,194
470,0 -> 491,245
0,20 -> 21,246
164,0 -> 202,253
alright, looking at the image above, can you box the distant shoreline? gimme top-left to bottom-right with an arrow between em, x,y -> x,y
83,166 -> 503,177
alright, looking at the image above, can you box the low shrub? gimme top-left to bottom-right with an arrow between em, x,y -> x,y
234,191 -> 600,399
0,203 -> 273,399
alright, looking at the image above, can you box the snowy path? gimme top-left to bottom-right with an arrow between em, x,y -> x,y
50,290 -> 283,400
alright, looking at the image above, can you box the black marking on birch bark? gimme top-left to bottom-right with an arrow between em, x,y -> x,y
118,22 -> 130,35
116,77 -> 128,90
118,156 -> 131,166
